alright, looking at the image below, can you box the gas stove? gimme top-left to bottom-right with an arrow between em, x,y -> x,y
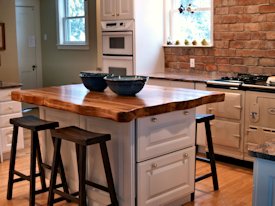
207,73 -> 275,93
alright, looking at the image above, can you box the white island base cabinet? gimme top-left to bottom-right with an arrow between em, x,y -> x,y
39,107 -> 196,206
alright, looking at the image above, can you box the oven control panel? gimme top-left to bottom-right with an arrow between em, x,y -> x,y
101,20 -> 134,31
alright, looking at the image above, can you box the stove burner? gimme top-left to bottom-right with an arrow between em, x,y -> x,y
220,73 -> 269,84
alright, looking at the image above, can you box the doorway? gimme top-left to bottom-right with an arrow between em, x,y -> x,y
15,0 -> 42,90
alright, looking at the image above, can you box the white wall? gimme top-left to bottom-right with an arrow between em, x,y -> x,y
0,0 -> 20,83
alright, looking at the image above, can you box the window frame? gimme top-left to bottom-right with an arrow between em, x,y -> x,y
56,0 -> 89,50
164,0 -> 214,47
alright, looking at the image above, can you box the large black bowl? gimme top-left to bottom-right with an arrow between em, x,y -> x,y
104,76 -> 148,96
79,72 -> 109,92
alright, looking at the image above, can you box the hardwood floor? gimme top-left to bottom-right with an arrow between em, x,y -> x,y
0,150 -> 253,206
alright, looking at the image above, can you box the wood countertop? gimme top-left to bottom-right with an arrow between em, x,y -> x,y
11,84 -> 224,122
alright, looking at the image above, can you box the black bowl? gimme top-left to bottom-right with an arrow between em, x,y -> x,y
104,76 -> 148,96
79,72 -> 109,92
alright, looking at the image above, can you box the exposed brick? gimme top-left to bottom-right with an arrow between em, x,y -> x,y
229,23 -> 244,32
229,41 -> 244,49
214,0 -> 222,7
261,22 -> 275,31
214,49 -> 229,56
228,49 -> 237,56
229,58 -> 244,65
178,62 -> 190,70
259,58 -> 275,67
259,5 -> 275,14
215,7 -> 229,15
245,5 -> 260,14
215,57 -> 229,64
229,6 -> 244,14
262,67 -> 275,75
215,24 -> 229,32
196,56 -> 215,64
218,65 -> 232,72
251,32 -> 266,40
206,64 -> 218,71
164,47 -> 172,54
243,41 -> 263,49
238,0 -> 269,6
266,50 -> 275,57
230,65 -> 248,73
251,14 -> 266,23
215,32 -> 235,40
222,15 -> 238,23
236,49 -> 266,57
165,55 -> 177,62
194,48 -> 212,56
244,23 -> 260,31
235,32 -> 251,40
181,48 -> 195,55
177,56 -> 189,62
267,13 -> 275,22
248,67 -> 263,74
271,0 -> 275,3
236,15 -> 253,23
244,58 -> 259,66
264,41 -> 275,49
266,32 -> 275,40
215,41 -> 229,48
228,0 -> 238,6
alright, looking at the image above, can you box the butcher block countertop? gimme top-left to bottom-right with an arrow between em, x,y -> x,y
11,84 -> 224,122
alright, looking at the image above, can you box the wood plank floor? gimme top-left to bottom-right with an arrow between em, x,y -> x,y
0,149 -> 253,206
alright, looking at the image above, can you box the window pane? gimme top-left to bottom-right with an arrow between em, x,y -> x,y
172,10 -> 211,42
67,0 -> 85,17
65,18 -> 86,42
178,0 -> 211,8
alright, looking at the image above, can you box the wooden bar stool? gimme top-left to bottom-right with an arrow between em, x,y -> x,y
191,114 -> 219,200
7,115 -> 69,206
48,126 -> 118,206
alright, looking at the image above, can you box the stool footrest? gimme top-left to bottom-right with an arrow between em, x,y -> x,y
86,180 -> 109,193
196,156 -> 210,163
195,173 -> 213,182
54,189 -> 80,203
13,170 -> 42,182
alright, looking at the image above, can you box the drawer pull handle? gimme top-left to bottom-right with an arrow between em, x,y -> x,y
116,13 -> 120,16
151,117 -> 157,123
183,111 -> 189,115
151,163 -> 158,169
112,14 -> 115,16
183,153 -> 189,159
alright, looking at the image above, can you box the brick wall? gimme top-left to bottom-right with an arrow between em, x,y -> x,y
164,0 -> 275,75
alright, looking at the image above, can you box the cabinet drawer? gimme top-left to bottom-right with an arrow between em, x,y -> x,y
137,146 -> 195,206
211,120 -> 241,149
0,101 -> 22,115
0,113 -> 22,128
136,109 -> 195,162
0,88 -> 19,102
1,127 -> 24,152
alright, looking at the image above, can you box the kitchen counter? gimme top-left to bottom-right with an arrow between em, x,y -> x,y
0,81 -> 22,89
249,142 -> 275,206
148,70 -> 233,83
11,84 -> 224,206
11,84 -> 224,122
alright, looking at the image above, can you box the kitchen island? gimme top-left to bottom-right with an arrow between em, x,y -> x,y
11,84 -> 224,206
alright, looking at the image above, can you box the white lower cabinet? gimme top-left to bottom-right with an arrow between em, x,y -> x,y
137,146 -> 195,206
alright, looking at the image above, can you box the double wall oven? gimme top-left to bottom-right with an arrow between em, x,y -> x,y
101,20 -> 134,76
207,74 -> 275,161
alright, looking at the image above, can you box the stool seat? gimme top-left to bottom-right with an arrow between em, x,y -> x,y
195,114 -> 215,123
48,126 -> 118,206
10,115 -> 59,131
51,126 -> 111,146
7,115 -> 69,206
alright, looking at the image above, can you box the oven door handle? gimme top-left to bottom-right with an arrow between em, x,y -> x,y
102,56 -> 133,60
102,31 -> 133,36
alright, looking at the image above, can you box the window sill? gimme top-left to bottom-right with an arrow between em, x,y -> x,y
163,44 -> 213,48
57,44 -> 90,50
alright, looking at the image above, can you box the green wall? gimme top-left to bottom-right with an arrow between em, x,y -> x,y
40,0 -> 98,86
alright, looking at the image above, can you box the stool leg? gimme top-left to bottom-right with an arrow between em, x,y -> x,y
35,132 -> 47,191
48,138 -> 62,206
7,125 -> 19,200
30,131 -> 38,206
205,120 -> 219,191
52,137 -> 70,195
100,142 -> 118,206
78,145 -> 87,206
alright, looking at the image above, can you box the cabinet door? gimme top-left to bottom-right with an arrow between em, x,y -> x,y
0,88 -> 20,102
137,147 -> 195,206
1,127 -> 24,153
207,90 -> 242,120
116,0 -> 133,20
0,101 -> 22,115
211,120 -> 241,149
136,109 -> 195,162
101,0 -> 116,20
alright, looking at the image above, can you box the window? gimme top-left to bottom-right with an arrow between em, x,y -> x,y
56,0 -> 89,49
164,0 -> 213,47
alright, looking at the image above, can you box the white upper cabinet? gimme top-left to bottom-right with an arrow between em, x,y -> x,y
101,0 -> 133,20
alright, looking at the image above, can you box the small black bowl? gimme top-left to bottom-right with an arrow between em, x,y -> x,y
79,72 -> 109,92
104,75 -> 148,96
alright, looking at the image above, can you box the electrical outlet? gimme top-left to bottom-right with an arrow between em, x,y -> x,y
190,58 -> 195,68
